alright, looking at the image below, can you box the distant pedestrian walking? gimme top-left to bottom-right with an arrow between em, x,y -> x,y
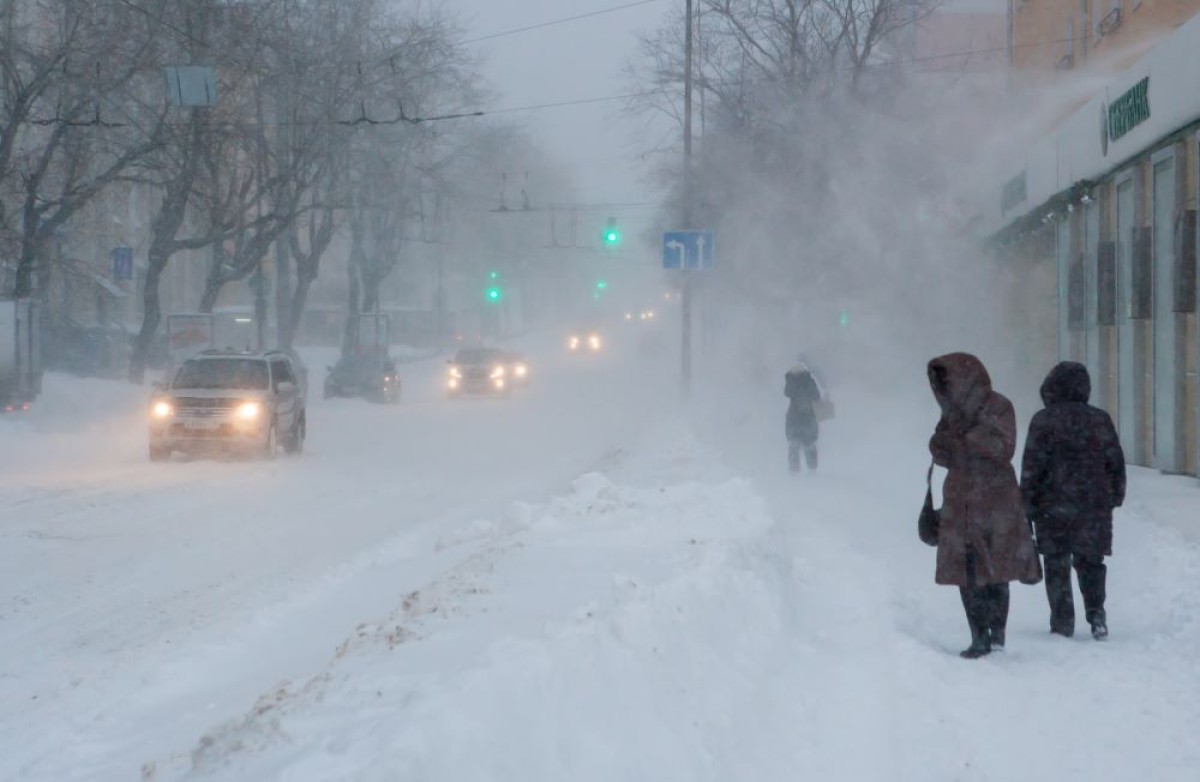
784,361 -> 821,473
926,353 -> 1042,658
1020,362 -> 1126,641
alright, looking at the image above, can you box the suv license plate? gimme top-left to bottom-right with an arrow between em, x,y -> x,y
183,420 -> 219,431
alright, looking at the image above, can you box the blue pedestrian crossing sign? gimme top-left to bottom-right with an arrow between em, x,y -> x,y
662,230 -> 715,270
111,246 -> 133,281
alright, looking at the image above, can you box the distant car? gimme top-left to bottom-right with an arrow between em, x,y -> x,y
567,328 -> 604,354
623,308 -> 657,324
446,347 -> 512,396
148,349 -> 306,461
324,350 -> 400,404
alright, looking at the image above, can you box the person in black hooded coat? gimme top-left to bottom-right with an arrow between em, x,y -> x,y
1020,362 -> 1126,640
784,363 -> 821,473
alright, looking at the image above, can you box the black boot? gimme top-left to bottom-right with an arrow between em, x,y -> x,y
960,623 -> 992,659
1075,555 -> 1108,640
989,584 -> 1010,650
959,586 -> 992,659
1044,554 -> 1075,637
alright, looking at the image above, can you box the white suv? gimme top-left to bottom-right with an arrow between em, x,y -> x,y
149,350 -> 306,461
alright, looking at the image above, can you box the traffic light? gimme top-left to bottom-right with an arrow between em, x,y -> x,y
602,216 -> 620,247
485,269 -> 502,303
838,310 -> 850,328
596,279 -> 608,291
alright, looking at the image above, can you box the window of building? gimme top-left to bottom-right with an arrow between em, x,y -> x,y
1060,17 -> 1075,69
1130,225 -> 1152,319
1176,210 -> 1197,313
1098,241 -> 1117,326
1068,253 -> 1086,330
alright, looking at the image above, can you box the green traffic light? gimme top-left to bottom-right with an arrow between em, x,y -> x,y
596,279 -> 608,290
603,230 -> 620,245
489,270 -> 499,280
486,287 -> 502,302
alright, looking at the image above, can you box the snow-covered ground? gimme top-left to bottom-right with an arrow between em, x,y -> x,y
2,330 -> 1198,781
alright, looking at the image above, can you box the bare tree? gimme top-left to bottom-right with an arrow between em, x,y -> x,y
1,1 -> 162,300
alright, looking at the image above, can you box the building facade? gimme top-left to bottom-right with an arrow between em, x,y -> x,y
988,10 -> 1200,476
1012,0 -> 1198,86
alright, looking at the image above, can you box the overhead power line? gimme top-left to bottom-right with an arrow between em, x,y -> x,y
463,0 -> 661,45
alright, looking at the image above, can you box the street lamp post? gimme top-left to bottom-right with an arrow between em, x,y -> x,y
681,0 -> 694,395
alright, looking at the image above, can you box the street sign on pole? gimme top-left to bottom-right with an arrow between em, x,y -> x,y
164,66 -> 217,107
111,246 -> 133,281
662,230 -> 715,270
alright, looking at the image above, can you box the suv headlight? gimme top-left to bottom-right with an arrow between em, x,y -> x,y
490,365 -> 506,379
449,366 -> 462,379
237,401 -> 261,420
152,401 -> 173,418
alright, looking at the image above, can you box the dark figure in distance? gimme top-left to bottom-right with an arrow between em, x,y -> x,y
927,353 -> 1042,658
1020,362 -> 1125,641
784,361 -> 821,473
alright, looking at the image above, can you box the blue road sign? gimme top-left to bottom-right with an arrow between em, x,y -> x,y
112,246 -> 133,281
662,230 -> 715,270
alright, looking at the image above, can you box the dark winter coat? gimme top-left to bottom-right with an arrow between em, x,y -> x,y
1020,362 -> 1126,557
785,367 -> 820,445
927,353 -> 1042,587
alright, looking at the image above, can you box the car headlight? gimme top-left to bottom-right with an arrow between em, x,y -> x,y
449,366 -> 462,379
588,335 -> 602,349
237,401 -> 261,420
569,336 -> 580,349
152,401 -> 173,418
514,364 -> 528,377
490,365 -> 506,379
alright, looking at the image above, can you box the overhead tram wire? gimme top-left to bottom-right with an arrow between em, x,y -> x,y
462,0 -> 661,45
50,7 -> 1106,131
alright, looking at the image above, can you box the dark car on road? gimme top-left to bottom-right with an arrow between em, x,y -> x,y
446,347 -> 512,396
149,349 -> 306,461
324,350 -> 400,404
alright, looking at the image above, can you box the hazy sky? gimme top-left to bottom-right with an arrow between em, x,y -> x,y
449,1 -> 1005,208
451,0 -> 670,206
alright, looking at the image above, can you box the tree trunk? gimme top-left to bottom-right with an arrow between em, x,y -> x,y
198,276 -> 222,314
283,274 -> 313,352
274,235 -> 292,347
129,247 -> 168,383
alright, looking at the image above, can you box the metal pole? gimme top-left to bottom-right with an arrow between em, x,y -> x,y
681,0 -> 694,394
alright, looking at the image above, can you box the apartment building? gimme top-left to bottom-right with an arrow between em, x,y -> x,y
1012,0 -> 1198,85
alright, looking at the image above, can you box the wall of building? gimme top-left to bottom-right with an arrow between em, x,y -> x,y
1013,0 -> 1198,87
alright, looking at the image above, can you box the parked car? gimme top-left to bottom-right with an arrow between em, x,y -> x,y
149,349 -> 306,461
446,347 -> 511,396
324,350 -> 400,403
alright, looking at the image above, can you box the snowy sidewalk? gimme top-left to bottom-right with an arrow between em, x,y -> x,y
143,413 -> 1200,781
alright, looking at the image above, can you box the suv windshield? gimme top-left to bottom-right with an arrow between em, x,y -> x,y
454,348 -> 504,364
174,358 -> 270,390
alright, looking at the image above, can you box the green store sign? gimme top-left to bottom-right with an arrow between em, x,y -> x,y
1106,77 -> 1150,146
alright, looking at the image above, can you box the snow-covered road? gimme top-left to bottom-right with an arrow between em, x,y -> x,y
0,335 -> 676,780
2,333 -> 1198,782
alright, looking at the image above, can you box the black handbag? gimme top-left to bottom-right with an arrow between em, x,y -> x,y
918,463 -> 940,547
